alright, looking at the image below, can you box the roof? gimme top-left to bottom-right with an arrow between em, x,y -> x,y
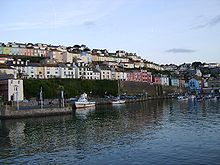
28,63 -> 42,67
41,58 -> 57,65
57,63 -> 67,67
42,64 -> 58,67
92,68 -> 100,73
98,65 -> 111,70
115,68 -> 124,72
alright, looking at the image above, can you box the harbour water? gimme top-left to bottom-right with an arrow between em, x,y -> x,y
0,99 -> 220,165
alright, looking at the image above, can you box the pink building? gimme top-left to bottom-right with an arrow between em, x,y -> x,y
127,70 -> 141,82
179,79 -> 186,88
26,48 -> 33,56
127,70 -> 152,83
141,70 -> 152,83
26,43 -> 34,56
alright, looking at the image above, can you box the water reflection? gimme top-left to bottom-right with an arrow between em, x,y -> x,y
75,107 -> 95,119
0,100 -> 220,164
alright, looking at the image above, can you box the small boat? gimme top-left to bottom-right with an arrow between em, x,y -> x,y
188,95 -> 196,100
111,80 -> 126,104
74,93 -> 95,109
196,96 -> 203,102
210,96 -> 218,101
111,96 -> 125,104
177,96 -> 188,101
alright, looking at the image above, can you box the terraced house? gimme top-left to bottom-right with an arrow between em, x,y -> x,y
2,41 -> 215,89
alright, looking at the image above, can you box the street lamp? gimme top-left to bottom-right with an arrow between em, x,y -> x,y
14,85 -> 19,110
40,87 -> 43,109
61,89 -> 64,108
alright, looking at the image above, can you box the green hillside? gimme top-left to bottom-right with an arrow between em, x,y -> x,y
24,79 -> 118,99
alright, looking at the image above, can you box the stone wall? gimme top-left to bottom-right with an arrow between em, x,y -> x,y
120,81 -> 184,96
0,105 -> 73,119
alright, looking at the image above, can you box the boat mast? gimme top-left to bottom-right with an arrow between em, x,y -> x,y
118,79 -> 120,96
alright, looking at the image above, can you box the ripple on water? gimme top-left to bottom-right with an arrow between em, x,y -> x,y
0,100 -> 220,164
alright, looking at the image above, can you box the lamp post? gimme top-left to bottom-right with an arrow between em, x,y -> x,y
40,87 -> 43,109
61,90 -> 64,108
14,85 -> 19,110
58,85 -> 64,108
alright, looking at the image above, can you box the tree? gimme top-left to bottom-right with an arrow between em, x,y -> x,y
192,62 -> 202,69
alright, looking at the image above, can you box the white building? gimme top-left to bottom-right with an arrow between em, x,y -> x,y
6,59 -> 27,79
0,65 -> 17,78
160,76 -> 170,86
195,69 -> 202,77
58,63 -> 76,79
43,65 -> 60,78
119,62 -> 135,69
96,65 -> 112,80
116,50 -> 126,57
80,67 -> 93,79
24,63 -> 42,79
92,69 -> 101,80
111,68 -> 127,81
115,70 -> 127,81
0,79 -> 24,101
204,63 -> 220,68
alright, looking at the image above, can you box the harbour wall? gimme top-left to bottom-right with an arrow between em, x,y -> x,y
0,105 -> 73,119
0,97 -> 173,119
121,81 -> 185,96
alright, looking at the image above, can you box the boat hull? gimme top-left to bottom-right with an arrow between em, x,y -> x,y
111,100 -> 125,104
75,102 -> 95,109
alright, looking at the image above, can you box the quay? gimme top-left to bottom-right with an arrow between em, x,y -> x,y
95,96 -> 172,105
0,104 -> 73,119
0,96 -> 173,119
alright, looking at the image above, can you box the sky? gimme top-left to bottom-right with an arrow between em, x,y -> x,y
0,0 -> 220,65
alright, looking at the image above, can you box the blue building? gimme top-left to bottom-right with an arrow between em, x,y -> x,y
188,78 -> 202,95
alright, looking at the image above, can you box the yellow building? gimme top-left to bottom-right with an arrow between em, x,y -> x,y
3,47 -> 11,55
37,66 -> 45,79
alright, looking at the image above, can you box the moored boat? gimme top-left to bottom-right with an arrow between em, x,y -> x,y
111,80 -> 126,104
188,95 -> 196,100
111,96 -> 125,104
74,93 -> 95,109
210,96 -> 218,101
177,96 -> 188,101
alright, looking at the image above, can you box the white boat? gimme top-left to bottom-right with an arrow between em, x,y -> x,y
177,96 -> 188,101
111,97 -> 125,104
188,95 -> 196,100
74,93 -> 95,109
210,96 -> 218,101
111,80 -> 126,104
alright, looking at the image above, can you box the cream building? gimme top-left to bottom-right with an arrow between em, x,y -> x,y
0,79 -> 24,101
